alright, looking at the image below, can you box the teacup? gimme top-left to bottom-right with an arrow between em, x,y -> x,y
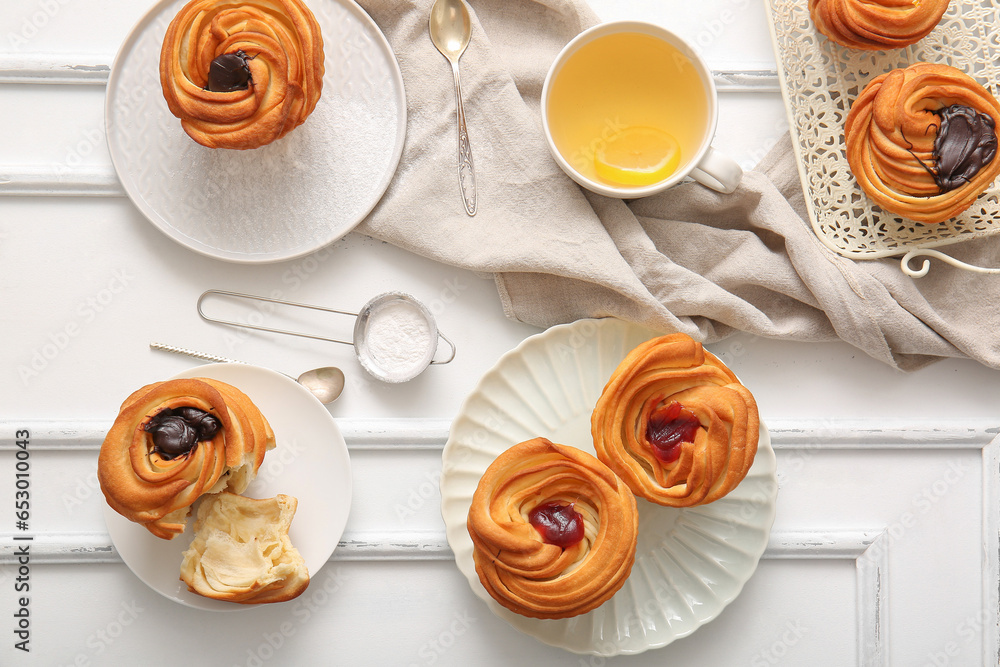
541,21 -> 743,198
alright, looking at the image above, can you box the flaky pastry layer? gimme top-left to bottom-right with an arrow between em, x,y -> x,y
180,491 -> 309,604
159,0 -> 324,149
591,333 -> 759,507
467,438 -> 638,620
844,62 -> 1000,223
98,377 -> 275,539
809,0 -> 949,50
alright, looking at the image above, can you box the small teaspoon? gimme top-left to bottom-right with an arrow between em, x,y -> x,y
149,342 -> 345,405
429,0 -> 477,216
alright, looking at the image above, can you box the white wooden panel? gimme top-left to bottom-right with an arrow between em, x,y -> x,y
1,420 -> 996,664
2,0 -> 999,664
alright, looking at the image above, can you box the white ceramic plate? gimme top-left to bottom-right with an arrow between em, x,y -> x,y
105,0 -> 406,263
103,363 -> 353,610
440,318 -> 777,656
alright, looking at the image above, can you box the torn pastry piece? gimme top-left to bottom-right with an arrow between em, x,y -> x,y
845,62 -> 1000,223
809,0 -> 949,50
159,0 -> 325,149
180,492 -> 309,604
592,333 -> 759,507
467,438 -> 638,619
98,378 -> 275,539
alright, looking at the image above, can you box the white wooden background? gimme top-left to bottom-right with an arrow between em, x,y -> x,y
1,0 -> 998,665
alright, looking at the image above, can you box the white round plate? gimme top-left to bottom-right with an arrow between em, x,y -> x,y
440,318 -> 777,656
103,363 -> 353,610
105,0 -> 406,263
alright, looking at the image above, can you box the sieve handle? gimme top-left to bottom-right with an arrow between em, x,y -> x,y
197,289 -> 356,346
429,330 -> 457,365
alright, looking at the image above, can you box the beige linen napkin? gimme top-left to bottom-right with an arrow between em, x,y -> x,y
355,0 -> 1000,371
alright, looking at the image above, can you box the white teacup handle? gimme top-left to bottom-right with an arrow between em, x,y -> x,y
689,146 -> 743,194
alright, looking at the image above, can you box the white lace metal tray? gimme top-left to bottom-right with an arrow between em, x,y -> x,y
765,0 -> 1000,276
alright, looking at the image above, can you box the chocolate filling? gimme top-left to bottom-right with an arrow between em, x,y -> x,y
144,407 -> 221,459
924,105 -> 997,193
206,50 -> 253,92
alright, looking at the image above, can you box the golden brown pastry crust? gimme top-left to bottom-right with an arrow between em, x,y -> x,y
809,0 -> 949,50
180,492 -> 309,604
467,438 -> 638,620
159,0 -> 324,149
98,378 -> 275,539
591,333 -> 758,507
845,62 -> 1000,224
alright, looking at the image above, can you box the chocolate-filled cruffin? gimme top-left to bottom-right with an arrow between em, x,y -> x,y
845,63 -> 1000,223
98,378 -> 275,539
159,0 -> 325,149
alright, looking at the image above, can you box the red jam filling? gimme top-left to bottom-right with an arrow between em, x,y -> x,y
646,401 -> 700,464
528,502 -> 585,548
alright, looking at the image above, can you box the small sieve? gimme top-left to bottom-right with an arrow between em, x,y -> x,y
196,289 -> 456,383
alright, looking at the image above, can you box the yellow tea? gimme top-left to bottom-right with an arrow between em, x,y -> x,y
546,32 -> 710,188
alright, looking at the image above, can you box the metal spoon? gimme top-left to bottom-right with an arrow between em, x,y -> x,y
429,0 -> 477,216
294,366 -> 346,404
150,342 -> 346,405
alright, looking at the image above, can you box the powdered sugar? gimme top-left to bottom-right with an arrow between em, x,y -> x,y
363,300 -> 434,381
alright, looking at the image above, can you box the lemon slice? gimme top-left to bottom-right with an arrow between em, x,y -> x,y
594,126 -> 682,187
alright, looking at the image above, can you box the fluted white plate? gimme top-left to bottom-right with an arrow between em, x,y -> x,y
103,363 -> 353,610
105,0 -> 406,263
440,318 -> 776,656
